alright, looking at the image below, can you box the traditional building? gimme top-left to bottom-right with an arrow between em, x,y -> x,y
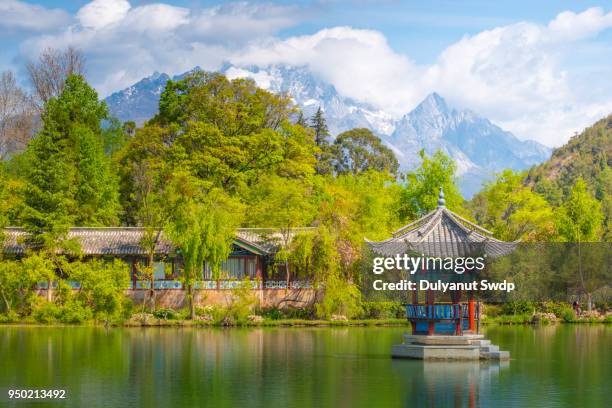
2,227 -> 313,291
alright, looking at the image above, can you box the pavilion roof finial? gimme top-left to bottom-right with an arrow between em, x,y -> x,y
437,187 -> 446,207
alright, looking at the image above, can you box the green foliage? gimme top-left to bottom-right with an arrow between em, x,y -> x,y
468,170 -> 557,241
557,178 -> 603,242
154,72 -> 311,192
225,279 -> 258,324
501,301 -> 535,315
32,298 -> 94,324
69,259 -> 132,323
165,172 -> 244,318
0,164 -> 24,226
310,106 -> 330,147
153,308 -> 185,320
537,301 -> 574,317
101,117 -> 130,157
360,301 -> 404,319
0,256 -> 50,314
527,115 -> 611,239
315,272 -> 362,319
21,74 -> 119,252
562,309 -> 577,323
483,313 -> 533,325
308,107 -> 334,174
528,115 -> 611,204
399,149 -> 464,220
332,128 -> 399,176
32,300 -> 61,323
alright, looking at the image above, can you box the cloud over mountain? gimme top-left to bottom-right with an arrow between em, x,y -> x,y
6,1 -> 612,147
104,65 -> 551,197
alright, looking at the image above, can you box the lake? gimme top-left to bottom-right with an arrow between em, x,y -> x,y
0,325 -> 609,407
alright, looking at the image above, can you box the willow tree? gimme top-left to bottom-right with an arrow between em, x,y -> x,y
245,175 -> 316,285
166,173 -> 243,319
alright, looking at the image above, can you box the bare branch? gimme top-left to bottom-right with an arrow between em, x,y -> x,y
0,71 -> 36,160
26,46 -> 86,110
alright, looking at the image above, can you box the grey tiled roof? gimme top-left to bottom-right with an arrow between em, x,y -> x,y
366,207 -> 516,258
235,228 -> 315,253
2,227 -> 314,256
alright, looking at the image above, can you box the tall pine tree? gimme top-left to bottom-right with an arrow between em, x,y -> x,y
310,107 -> 329,147
309,107 -> 333,175
22,74 -> 119,252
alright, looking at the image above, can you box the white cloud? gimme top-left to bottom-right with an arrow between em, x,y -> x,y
11,2 -> 612,147
229,8 -> 612,146
19,1 -> 300,96
188,2 -> 300,43
0,0 -> 71,32
77,0 -> 131,30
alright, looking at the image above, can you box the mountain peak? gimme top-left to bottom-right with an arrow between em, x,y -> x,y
415,92 -> 449,115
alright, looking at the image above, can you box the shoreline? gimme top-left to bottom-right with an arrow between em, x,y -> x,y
1,317 -> 609,328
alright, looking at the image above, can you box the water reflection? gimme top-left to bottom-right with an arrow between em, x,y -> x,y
0,325 -> 609,407
392,360 -> 509,407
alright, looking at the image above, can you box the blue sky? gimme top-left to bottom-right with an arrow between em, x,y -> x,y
24,0 -> 611,61
2,1 -> 612,146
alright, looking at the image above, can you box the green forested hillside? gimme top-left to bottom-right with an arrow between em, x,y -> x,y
468,115 -> 611,242
526,115 -> 611,201
526,115 -> 611,239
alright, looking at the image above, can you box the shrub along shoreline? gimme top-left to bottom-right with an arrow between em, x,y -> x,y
1,300 -> 610,327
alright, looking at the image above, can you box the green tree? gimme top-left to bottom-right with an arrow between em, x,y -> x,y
0,255 -> 53,315
153,72 -> 310,193
20,75 -> 121,298
102,117 -> 130,158
133,160 -> 173,312
166,172 -> 244,319
557,178 -> 603,242
22,74 -> 119,230
246,175 -> 316,285
69,259 -> 131,324
332,128 -> 399,176
310,106 -> 330,147
469,170 -> 557,241
309,107 -> 334,174
399,149 -> 464,220
557,178 -> 604,310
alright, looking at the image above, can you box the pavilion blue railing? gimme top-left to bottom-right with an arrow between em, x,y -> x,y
405,303 -> 479,321
37,280 -> 317,290
129,280 -> 313,290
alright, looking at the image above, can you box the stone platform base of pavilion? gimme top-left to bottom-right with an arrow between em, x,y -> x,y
391,334 -> 510,361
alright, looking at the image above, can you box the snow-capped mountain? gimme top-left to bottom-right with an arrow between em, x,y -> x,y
105,71 -> 170,125
104,65 -> 551,197
223,65 -> 396,137
388,93 -> 551,196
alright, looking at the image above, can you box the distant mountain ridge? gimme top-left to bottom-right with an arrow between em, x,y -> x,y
388,93 -> 551,196
104,65 -> 551,197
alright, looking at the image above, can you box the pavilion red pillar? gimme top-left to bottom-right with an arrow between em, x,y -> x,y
411,284 -> 418,335
468,291 -> 475,332
427,290 -> 435,335
454,290 -> 462,335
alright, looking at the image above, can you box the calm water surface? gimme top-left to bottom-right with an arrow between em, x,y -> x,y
0,325 -> 609,407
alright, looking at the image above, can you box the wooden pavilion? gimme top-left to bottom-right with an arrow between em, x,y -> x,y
368,188 -> 516,338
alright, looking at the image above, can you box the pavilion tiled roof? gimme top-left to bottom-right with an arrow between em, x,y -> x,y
366,189 -> 517,258
2,227 -> 314,256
